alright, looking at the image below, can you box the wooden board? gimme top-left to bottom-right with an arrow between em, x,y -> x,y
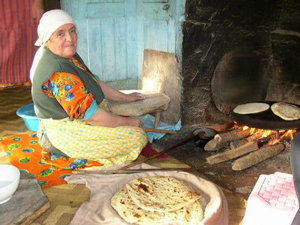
0,173 -> 50,225
142,50 -> 182,125
106,92 -> 170,117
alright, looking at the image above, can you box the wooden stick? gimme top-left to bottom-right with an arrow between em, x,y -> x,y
72,167 -> 202,175
214,129 -> 251,143
206,141 -> 259,165
142,127 -> 178,134
232,143 -> 285,171
118,135 -> 195,170
204,139 -> 230,151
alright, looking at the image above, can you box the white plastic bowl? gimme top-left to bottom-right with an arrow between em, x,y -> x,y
0,164 -> 20,204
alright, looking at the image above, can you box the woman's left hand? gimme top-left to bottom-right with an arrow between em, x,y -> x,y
126,92 -> 145,102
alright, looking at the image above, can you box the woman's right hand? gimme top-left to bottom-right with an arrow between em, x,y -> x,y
127,117 -> 142,127
86,108 -> 143,128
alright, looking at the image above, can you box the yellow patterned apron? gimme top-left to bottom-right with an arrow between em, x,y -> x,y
39,119 -> 147,168
39,101 -> 148,168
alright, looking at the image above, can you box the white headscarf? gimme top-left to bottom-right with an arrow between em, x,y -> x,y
30,9 -> 75,81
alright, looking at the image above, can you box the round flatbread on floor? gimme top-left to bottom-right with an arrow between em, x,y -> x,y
233,102 -> 270,114
184,200 -> 205,225
271,102 -> 300,121
111,176 -> 205,225
111,186 -> 187,224
126,176 -> 201,212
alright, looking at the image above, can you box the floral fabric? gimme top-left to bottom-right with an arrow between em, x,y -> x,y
0,133 -> 102,188
41,57 -> 96,119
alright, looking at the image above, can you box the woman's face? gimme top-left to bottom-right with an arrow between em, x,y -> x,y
46,23 -> 77,58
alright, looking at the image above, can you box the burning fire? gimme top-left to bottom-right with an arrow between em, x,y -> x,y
237,123 -> 297,146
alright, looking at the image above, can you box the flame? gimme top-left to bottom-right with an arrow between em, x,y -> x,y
270,129 -> 297,145
240,124 -> 297,146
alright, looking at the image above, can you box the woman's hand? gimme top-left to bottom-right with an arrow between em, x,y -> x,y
97,81 -> 145,103
125,92 -> 145,102
86,108 -> 143,127
127,117 -> 143,127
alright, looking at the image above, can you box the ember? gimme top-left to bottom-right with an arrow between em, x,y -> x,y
233,121 -> 297,145
205,123 -> 298,171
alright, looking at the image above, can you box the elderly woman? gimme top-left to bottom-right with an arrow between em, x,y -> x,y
31,9 -> 148,168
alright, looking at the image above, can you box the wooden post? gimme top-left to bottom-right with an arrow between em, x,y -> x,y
232,143 -> 285,171
206,141 -> 259,165
204,139 -> 230,151
230,139 -> 248,149
154,111 -> 161,127
214,129 -> 251,143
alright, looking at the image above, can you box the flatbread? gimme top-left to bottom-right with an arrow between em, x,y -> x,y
111,176 -> 205,225
126,176 -> 201,212
271,102 -> 300,121
111,186 -> 187,224
233,103 -> 270,114
184,200 -> 205,225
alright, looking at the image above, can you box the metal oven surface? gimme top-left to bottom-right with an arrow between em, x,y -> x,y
230,102 -> 300,130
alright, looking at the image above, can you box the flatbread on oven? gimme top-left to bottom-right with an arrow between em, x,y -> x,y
271,102 -> 300,121
233,102 -> 270,114
111,176 -> 205,225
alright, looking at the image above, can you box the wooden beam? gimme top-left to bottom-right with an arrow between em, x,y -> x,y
232,143 -> 285,171
206,141 -> 259,165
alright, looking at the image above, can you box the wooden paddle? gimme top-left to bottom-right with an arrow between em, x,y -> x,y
118,134 -> 196,170
142,127 -> 178,134
72,167 -> 201,175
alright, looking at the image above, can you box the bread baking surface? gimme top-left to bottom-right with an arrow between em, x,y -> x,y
111,176 -> 205,225
233,102 -> 270,114
271,102 -> 300,121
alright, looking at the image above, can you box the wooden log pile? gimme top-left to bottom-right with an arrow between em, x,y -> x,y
204,127 -> 288,171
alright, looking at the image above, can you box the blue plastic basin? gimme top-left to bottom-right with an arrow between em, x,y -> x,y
16,103 -> 39,132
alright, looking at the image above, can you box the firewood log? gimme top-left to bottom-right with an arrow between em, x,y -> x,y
204,139 -> 230,151
214,129 -> 251,143
230,139 -> 248,149
232,143 -> 285,171
206,141 -> 259,165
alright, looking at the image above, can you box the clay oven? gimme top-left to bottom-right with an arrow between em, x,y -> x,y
181,0 -> 300,126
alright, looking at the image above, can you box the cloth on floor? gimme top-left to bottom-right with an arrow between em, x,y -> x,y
0,81 -> 31,90
0,133 -> 101,188
243,172 -> 299,225
0,133 -> 164,188
141,142 -> 169,159
138,114 -> 181,142
65,163 -> 229,225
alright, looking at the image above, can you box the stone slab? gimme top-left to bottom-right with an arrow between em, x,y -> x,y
0,173 -> 50,225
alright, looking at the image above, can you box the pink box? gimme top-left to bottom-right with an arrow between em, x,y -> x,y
243,172 -> 299,225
